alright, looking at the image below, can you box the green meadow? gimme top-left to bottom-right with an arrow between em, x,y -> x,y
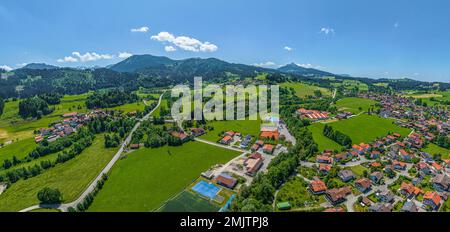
0,135 -> 118,211
308,114 -> 411,151
200,118 -> 262,142
88,141 -> 240,212
281,82 -> 332,98
336,97 -> 378,114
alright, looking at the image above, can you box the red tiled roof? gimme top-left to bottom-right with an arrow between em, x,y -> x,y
423,191 -> 441,206
310,180 -> 327,193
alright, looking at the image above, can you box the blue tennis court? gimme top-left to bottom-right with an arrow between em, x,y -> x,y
192,180 -> 220,199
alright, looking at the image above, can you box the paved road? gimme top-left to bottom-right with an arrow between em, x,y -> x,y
19,92 -> 166,212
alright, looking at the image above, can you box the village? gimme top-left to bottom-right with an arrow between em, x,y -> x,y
275,92 -> 450,212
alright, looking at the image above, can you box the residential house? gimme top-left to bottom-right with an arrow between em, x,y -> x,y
431,174 -> 450,192
319,164 -> 332,175
369,172 -> 383,185
423,191 -> 442,211
309,179 -> 327,195
263,144 -> 275,154
338,170 -> 355,182
401,201 -> 418,212
317,155 -> 333,164
393,160 -> 407,170
416,162 -> 431,175
431,162 -> 443,173
190,128 -> 205,137
220,136 -> 233,145
130,144 -> 140,150
369,203 -> 393,212
399,182 -> 424,199
376,190 -> 395,203
355,178 -> 372,193
325,186 -> 352,205
370,150 -> 381,159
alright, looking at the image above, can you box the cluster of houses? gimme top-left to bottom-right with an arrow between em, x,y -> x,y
34,111 -> 108,144
309,126 -> 450,211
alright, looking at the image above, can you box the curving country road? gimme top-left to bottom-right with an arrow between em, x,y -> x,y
19,92 -> 166,213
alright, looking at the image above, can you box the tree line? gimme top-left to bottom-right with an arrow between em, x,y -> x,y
323,124 -> 352,147
86,89 -> 138,109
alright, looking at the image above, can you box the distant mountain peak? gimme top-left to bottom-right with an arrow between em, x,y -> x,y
21,63 -> 59,70
277,63 -> 334,77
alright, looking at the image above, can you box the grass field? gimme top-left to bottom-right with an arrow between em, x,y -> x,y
405,90 -> 450,106
422,143 -> 450,159
281,82 -> 332,98
88,141 -> 240,212
307,123 -> 343,151
200,119 -> 262,142
335,97 -> 378,114
0,138 -> 36,164
0,135 -> 118,211
157,191 -> 220,212
332,80 -> 369,91
308,115 -> 411,151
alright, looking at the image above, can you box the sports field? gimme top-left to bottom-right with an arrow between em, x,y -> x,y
157,191 -> 220,212
0,135 -> 118,211
308,114 -> 411,151
336,97 -> 378,114
88,141 -> 240,212
281,82 -> 332,98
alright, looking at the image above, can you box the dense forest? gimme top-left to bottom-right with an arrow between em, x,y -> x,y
86,89 -> 139,109
18,96 -> 53,119
37,92 -> 63,105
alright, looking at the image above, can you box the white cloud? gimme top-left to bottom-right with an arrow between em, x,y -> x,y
151,31 -> 218,52
118,52 -> 133,59
0,65 -> 13,71
131,26 -> 149,33
284,46 -> 292,51
394,22 -> 400,28
320,27 -> 335,35
164,46 -> 177,52
72,52 -> 114,62
57,52 -> 114,63
253,61 -> 277,68
296,63 -> 323,69
413,72 -> 420,76
16,63 -> 28,68
57,56 -> 78,63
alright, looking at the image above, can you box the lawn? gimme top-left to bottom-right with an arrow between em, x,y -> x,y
335,97 -> 378,114
0,138 -> 36,164
281,82 -> 332,98
275,176 -> 323,210
200,119 -> 262,142
422,143 -> 450,159
88,141 -> 240,212
0,135 -> 118,211
348,165 -> 369,177
307,123 -> 343,152
308,115 -> 411,151
327,114 -> 411,145
332,80 -> 369,91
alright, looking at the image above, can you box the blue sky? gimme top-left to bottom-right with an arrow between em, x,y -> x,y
0,0 -> 449,82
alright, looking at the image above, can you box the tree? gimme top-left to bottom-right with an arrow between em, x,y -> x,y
37,187 -> 62,204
